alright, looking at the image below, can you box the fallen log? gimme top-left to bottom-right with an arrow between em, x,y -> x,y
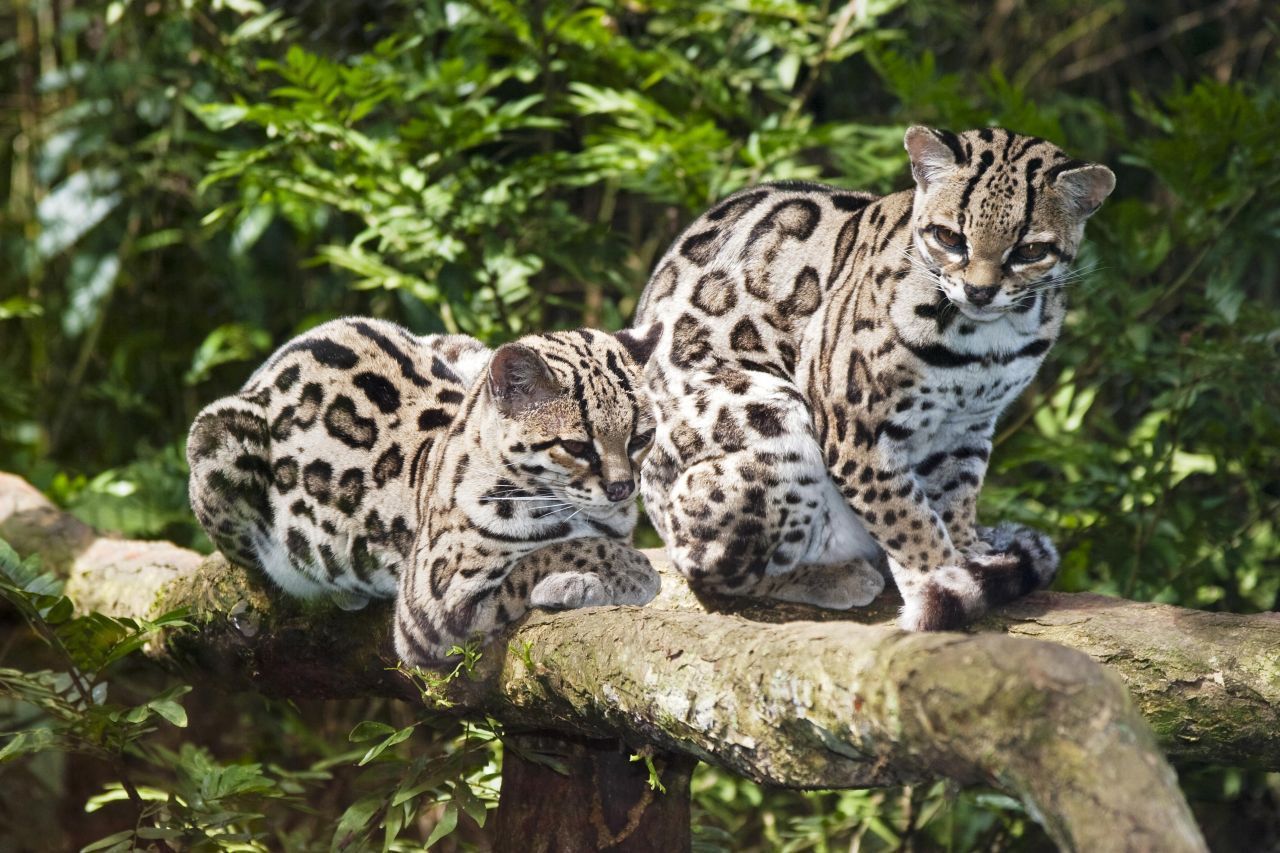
6,472 -> 1274,850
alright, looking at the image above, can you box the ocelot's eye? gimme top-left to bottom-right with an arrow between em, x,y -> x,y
931,225 -> 966,252
1012,242 -> 1051,263
560,439 -> 590,455
628,430 -> 655,454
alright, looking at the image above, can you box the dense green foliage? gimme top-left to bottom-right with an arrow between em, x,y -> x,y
2,0 -> 1277,849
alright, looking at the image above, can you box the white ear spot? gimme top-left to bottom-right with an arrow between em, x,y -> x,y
904,126 -> 964,190
1052,163 -> 1116,217
615,322 -> 663,366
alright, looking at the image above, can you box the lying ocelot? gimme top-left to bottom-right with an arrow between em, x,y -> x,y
187,318 -> 663,666
634,126 -> 1114,630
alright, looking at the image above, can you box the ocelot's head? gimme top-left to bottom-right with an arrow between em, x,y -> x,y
482,325 -> 663,515
904,126 -> 1115,322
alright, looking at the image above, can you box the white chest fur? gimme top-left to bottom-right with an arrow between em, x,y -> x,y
890,308 -> 1048,463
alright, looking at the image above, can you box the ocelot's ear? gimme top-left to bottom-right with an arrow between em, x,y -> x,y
614,322 -> 663,366
1051,163 -> 1116,218
487,344 -> 561,416
904,126 -> 964,191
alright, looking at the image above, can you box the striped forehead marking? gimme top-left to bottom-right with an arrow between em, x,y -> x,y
523,333 -> 644,438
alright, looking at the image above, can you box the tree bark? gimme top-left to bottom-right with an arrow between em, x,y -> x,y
8,472 -> 1276,851
649,571 -> 1280,772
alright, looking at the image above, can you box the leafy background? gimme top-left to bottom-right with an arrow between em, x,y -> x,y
1,0 -> 1277,849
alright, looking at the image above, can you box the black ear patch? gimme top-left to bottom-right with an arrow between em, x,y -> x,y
615,322 -> 664,366
488,343 -> 561,416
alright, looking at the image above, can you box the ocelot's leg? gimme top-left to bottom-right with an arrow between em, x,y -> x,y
394,539 -> 658,668
641,373 -> 885,609
825,414 -> 1056,631
913,436 -> 991,555
914,432 -> 1059,590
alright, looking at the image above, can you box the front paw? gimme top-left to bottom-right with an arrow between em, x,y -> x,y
612,550 -> 662,605
530,572 -> 610,610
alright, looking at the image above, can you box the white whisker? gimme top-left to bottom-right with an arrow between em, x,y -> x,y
480,497 -> 574,506
533,506 -> 577,518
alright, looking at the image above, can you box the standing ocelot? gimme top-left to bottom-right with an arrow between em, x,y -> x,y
633,126 -> 1114,630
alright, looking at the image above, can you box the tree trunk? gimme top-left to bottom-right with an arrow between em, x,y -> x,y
492,734 -> 693,853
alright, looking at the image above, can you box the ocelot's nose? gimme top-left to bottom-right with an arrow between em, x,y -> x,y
963,283 -> 998,306
604,480 -> 635,502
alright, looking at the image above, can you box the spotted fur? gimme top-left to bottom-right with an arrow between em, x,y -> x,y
634,127 -> 1114,630
188,318 -> 663,665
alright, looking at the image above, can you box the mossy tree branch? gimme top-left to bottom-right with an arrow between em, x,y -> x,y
6,473 -> 1274,850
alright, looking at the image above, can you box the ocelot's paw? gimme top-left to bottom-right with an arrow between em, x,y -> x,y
973,523 -> 1060,593
529,572 -> 611,610
765,560 -> 886,610
896,526 -> 1059,633
609,549 -> 662,605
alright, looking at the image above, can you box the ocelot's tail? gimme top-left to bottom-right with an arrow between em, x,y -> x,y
186,394 -> 275,572
899,523 -> 1059,631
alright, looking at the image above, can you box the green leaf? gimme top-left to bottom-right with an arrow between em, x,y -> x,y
358,725 -> 415,766
390,779 -> 440,809
512,743 -> 571,776
382,800 -> 405,848
335,793 -> 383,840
148,698 -> 188,728
452,779 -> 488,828
0,538 -> 20,574
0,296 -> 43,320
424,801 -> 458,849
150,607 -> 192,627
348,720 -> 396,742
0,729 -> 55,762
80,830 -> 138,852
194,102 -> 250,131
42,596 -> 74,625
184,323 -> 273,385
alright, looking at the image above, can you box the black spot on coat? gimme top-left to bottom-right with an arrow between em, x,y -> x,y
353,372 -> 401,413
303,460 -> 333,504
373,444 -> 404,487
324,395 -> 379,449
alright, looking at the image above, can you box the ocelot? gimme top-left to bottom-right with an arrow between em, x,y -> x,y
633,126 -> 1114,630
188,317 -> 664,665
